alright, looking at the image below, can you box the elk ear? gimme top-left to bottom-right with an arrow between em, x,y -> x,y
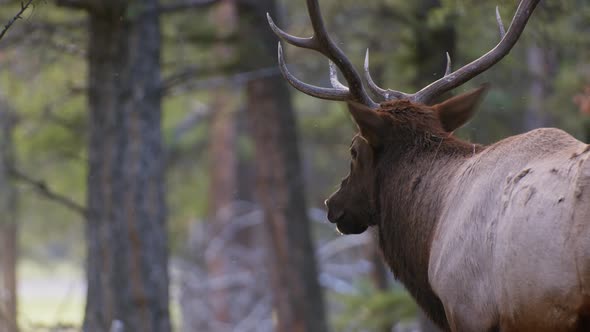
433,84 -> 489,132
348,102 -> 387,147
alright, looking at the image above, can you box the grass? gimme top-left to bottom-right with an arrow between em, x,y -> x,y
16,259 -> 182,331
18,259 -> 84,331
19,297 -> 84,331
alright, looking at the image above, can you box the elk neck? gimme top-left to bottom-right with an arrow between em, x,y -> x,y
374,133 -> 481,328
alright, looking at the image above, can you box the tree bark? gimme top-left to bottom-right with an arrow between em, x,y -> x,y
239,1 -> 328,331
523,44 -> 554,131
245,77 -> 327,332
205,91 -> 237,328
83,1 -> 170,331
205,1 -> 238,326
0,107 -> 18,332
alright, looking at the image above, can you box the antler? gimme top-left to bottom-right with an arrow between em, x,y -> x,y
365,0 -> 540,105
267,0 -> 378,108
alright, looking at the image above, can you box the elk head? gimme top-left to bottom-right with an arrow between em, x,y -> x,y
268,0 -> 539,234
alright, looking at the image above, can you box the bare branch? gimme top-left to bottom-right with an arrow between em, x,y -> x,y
9,167 -> 87,217
0,18 -> 86,53
0,0 -> 35,42
163,66 -> 280,96
161,62 -> 236,93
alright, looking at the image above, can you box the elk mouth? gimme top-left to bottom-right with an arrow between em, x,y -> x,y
329,210 -> 368,234
336,221 -> 368,235
326,202 -> 369,234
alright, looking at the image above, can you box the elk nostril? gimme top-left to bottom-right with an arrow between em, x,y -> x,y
324,199 -> 330,207
327,209 -> 344,223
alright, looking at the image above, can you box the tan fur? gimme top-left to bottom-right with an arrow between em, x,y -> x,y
430,128 -> 590,331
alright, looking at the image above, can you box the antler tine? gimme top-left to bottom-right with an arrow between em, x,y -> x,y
269,14 -> 354,102
364,49 -> 410,100
267,13 -> 315,50
444,52 -> 452,76
496,6 -> 506,39
277,43 -> 351,101
329,61 -> 349,90
267,0 -> 378,108
412,0 -> 540,104
364,49 -> 389,99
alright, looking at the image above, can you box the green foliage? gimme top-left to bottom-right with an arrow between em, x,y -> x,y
333,282 -> 417,331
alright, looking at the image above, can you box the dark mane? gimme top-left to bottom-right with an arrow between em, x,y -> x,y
373,102 -> 482,330
378,100 -> 482,155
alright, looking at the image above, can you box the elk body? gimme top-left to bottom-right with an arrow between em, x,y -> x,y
268,1 -> 590,331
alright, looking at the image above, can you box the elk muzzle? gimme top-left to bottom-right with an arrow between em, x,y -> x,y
325,196 -> 368,235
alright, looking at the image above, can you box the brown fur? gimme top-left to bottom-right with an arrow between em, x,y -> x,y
325,93 -> 590,331
375,101 -> 478,330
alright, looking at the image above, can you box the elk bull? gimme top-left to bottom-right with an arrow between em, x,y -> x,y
268,0 -> 590,331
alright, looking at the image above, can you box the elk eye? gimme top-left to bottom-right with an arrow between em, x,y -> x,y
350,148 -> 358,159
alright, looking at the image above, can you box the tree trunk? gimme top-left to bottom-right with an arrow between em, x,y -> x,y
83,2 -> 170,331
523,44 -> 555,131
239,1 -> 328,331
205,1 -> 238,326
205,91 -> 237,328
245,77 -> 327,332
0,107 -> 18,332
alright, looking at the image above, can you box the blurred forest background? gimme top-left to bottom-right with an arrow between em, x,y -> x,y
0,0 -> 588,331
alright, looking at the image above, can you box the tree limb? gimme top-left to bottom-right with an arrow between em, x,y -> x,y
163,66 -> 280,96
9,167 -> 87,217
0,0 -> 35,41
